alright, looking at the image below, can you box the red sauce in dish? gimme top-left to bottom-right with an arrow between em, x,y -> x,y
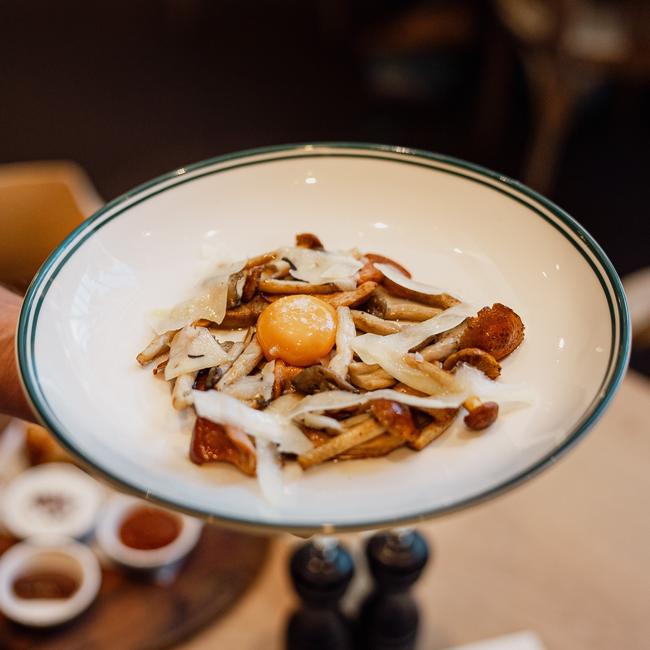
119,507 -> 181,550
13,571 -> 79,599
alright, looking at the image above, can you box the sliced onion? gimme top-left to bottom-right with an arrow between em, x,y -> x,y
192,390 -> 312,454
165,325 -> 230,381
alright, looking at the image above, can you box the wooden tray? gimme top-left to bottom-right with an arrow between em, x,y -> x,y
0,526 -> 270,649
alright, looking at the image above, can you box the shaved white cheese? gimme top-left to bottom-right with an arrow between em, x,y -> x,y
288,389 -> 462,418
266,393 -> 304,415
256,439 -> 285,505
222,375 -> 266,401
208,328 -> 250,344
152,261 -> 244,333
299,413 -> 343,434
374,263 -> 447,296
165,326 -> 230,381
328,306 -> 355,379
280,247 -> 362,290
193,390 -> 312,454
371,302 -> 477,353
351,336 -> 456,394
287,371 -> 535,418
454,364 -> 537,412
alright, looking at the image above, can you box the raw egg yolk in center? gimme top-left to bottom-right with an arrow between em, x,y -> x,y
257,295 -> 337,366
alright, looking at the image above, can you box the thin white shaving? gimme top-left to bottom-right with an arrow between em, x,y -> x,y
192,390 -> 312,454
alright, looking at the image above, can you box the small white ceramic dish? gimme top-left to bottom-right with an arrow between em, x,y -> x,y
16,144 -> 630,534
0,537 -> 101,627
96,495 -> 202,570
1,463 -> 105,540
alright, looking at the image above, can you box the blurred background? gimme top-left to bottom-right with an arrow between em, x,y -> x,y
3,0 -> 648,371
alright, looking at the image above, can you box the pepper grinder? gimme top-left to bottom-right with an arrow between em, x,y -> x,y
355,528 -> 430,650
287,536 -> 355,650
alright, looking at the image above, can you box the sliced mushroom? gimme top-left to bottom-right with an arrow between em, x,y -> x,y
463,396 -> 499,430
295,233 -> 324,250
403,355 -> 459,392
366,286 -> 442,321
382,276 -> 459,310
419,321 -> 468,361
258,278 -> 338,294
338,433 -> 405,460
152,353 -> 169,376
408,408 -> 458,450
190,417 -> 257,476
292,365 -> 358,394
136,330 -> 176,365
261,259 -> 292,279
244,251 -> 278,269
348,363 -> 396,390
220,295 -> 268,328
351,310 -> 404,335
272,359 -> 303,399
369,399 -> 418,442
299,413 -> 343,435
356,261 -> 384,285
443,347 -> 501,380
226,271 -> 246,309
193,366 -> 223,390
458,303 -> 525,361
365,253 -> 411,278
298,417 -> 385,469
318,281 -> 378,308
217,336 -> 264,389
241,267 -> 262,303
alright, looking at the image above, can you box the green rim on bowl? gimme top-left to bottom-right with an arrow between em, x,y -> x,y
16,143 -> 631,534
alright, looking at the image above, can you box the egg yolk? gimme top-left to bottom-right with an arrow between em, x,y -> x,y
257,295 -> 337,366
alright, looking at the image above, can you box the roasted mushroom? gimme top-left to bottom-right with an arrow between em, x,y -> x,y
443,347 -> 501,380
463,396 -> 499,430
419,321 -> 468,361
258,279 -> 338,294
348,362 -> 397,390
369,399 -> 418,442
408,408 -> 458,450
458,303 -> 525,361
190,418 -> 256,476
351,310 -> 403,335
338,432 -> 404,459
366,286 -> 441,321
292,365 -> 358,394
381,276 -> 459,309
220,295 -> 268,328
295,233 -> 324,250
365,253 -> 411,278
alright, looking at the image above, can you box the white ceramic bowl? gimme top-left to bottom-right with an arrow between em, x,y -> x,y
0,537 -> 101,627
96,494 -> 202,570
1,463 -> 105,540
16,144 -> 630,534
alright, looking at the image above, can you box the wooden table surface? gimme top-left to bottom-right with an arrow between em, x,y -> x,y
181,371 -> 650,650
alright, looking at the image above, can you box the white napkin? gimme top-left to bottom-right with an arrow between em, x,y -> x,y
442,631 -> 545,650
